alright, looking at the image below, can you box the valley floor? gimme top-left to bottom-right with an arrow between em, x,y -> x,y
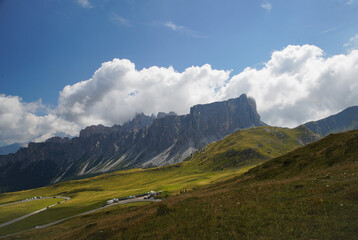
0,163 -> 254,237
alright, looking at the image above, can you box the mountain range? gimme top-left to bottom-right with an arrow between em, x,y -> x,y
1,94 -> 357,193
0,94 -> 265,192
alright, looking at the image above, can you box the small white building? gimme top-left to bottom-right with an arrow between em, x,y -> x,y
107,200 -> 114,204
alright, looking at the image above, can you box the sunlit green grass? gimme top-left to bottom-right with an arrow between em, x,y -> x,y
193,126 -> 312,170
0,164 -> 254,236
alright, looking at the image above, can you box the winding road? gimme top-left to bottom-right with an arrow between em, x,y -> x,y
0,196 -> 70,207
0,196 -> 70,229
38,197 -> 161,229
0,196 -> 161,239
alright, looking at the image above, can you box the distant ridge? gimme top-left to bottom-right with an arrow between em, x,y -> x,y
0,143 -> 26,155
303,106 -> 358,136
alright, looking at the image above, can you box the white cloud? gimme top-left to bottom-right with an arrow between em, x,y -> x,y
224,45 -> 358,127
1,44 -> 358,146
76,0 -> 93,8
0,95 -> 79,146
344,34 -> 358,50
56,59 -> 229,127
346,0 -> 354,5
110,13 -> 131,27
321,26 -> 340,34
261,2 -> 272,12
165,22 -> 181,31
164,21 -> 205,38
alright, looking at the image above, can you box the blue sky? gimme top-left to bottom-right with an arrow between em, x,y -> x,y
0,0 -> 358,146
1,0 -> 357,105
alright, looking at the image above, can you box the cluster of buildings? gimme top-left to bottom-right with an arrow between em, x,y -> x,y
105,190 -> 162,206
24,196 -> 44,201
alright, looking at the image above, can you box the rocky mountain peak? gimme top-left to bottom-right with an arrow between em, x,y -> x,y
121,113 -> 156,132
187,94 -> 264,141
157,111 -> 177,118
79,124 -> 118,138
45,136 -> 71,144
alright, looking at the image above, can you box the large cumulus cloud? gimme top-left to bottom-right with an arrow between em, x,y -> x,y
224,45 -> 358,126
56,59 -> 229,127
1,44 -> 358,146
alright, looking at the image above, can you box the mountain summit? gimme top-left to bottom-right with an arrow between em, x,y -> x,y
0,94 -> 265,192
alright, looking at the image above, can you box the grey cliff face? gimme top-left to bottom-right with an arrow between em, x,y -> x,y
0,94 -> 265,193
185,95 -> 263,142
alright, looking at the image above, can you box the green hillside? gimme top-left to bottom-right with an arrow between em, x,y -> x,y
0,126 -> 318,237
6,130 -> 358,240
192,126 -> 318,170
248,128 -> 358,179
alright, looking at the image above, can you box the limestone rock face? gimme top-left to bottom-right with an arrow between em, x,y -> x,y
181,95 -> 264,147
0,94 -> 265,193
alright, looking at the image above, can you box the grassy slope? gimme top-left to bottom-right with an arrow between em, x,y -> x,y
247,128 -> 358,179
0,126 -> 314,236
192,126 -> 312,170
8,130 -> 358,240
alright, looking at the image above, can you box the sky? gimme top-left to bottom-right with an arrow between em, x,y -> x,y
0,0 -> 358,146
